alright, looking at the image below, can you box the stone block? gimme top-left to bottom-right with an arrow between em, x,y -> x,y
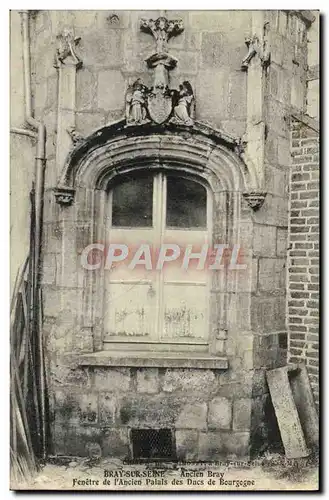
53,423 -> 103,457
50,364 -> 91,387
99,394 -> 117,424
80,29 -> 123,68
118,394 -> 183,427
252,370 -> 268,397
233,398 -> 252,431
277,136 -> 292,167
201,32 -> 225,68
227,72 -> 247,119
73,10 -> 98,29
208,397 -> 232,430
217,372 -> 254,400
75,111 -> 106,137
54,389 -> 98,425
162,369 -> 216,393
136,368 -> 159,394
258,258 -> 285,291
254,195 -> 288,228
97,70 -> 125,111
196,69 -> 229,124
94,368 -> 131,392
170,50 -> 198,74
102,428 -> 129,459
41,253 -> 57,285
221,431 -> 250,459
251,296 -> 286,333
253,224 -> 277,257
76,68 -> 98,111
266,367 -> 309,458
277,228 -> 288,256
265,165 -> 287,197
175,430 -> 199,461
176,403 -> 207,430
197,431 -> 224,461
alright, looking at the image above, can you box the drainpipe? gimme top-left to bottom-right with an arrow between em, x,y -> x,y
18,9 -> 47,459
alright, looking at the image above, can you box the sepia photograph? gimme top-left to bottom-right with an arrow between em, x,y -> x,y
9,7 -> 320,491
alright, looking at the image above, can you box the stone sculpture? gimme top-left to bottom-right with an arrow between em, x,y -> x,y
125,79 -> 150,125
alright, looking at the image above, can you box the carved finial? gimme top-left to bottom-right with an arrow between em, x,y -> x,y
54,187 -> 75,206
54,29 -> 82,68
67,126 -> 84,145
170,81 -> 194,127
140,17 -> 184,53
241,27 -> 270,70
243,192 -> 267,211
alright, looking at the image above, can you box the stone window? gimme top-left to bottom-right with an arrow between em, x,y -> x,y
104,171 -> 211,349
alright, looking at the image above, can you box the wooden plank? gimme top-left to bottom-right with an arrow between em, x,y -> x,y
266,366 -> 309,459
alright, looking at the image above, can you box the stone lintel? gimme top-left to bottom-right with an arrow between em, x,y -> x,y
68,351 -> 229,369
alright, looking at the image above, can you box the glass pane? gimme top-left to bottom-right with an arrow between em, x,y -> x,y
111,174 -> 153,227
166,176 -> 207,228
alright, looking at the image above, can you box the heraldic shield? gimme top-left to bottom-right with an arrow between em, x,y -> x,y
147,91 -> 172,124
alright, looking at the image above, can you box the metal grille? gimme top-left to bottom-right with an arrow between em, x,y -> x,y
131,429 -> 174,460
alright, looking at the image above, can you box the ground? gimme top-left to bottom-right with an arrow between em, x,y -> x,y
12,452 -> 319,491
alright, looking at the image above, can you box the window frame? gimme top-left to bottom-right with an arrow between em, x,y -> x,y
102,169 -> 213,350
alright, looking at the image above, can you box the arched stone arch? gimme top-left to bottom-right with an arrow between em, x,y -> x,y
55,121 -> 262,203
51,121 -> 259,355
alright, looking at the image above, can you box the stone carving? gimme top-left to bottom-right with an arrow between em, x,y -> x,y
234,135 -> 248,156
170,81 -> 194,126
125,16 -> 195,127
54,29 -> 82,68
54,187 -> 75,206
243,192 -> 267,211
140,17 -> 184,53
125,79 -> 150,125
67,126 -> 84,145
241,29 -> 270,70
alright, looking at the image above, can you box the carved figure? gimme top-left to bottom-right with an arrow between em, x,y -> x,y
125,79 -> 149,125
171,81 -> 194,126
55,29 -> 82,68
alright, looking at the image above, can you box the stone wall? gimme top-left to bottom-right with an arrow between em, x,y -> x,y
52,365 -> 272,460
288,118 -> 319,409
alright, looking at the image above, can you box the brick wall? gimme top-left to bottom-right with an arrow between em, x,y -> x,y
288,118 -> 319,408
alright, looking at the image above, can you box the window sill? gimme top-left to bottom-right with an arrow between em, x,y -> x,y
69,350 -> 228,369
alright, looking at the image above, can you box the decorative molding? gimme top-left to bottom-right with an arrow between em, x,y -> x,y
54,187 -> 75,206
59,121 -> 255,195
54,29 -> 82,68
243,192 -> 267,211
125,16 -> 193,127
140,17 -> 184,53
241,30 -> 270,70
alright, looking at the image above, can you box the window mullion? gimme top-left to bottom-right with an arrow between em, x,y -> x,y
154,172 -> 166,342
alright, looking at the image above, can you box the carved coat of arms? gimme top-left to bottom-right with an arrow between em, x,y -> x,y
125,17 -> 195,128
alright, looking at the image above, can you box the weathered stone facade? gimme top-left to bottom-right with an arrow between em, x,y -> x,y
10,10 -> 319,461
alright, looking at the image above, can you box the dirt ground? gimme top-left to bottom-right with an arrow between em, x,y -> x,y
12,453 -> 319,491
